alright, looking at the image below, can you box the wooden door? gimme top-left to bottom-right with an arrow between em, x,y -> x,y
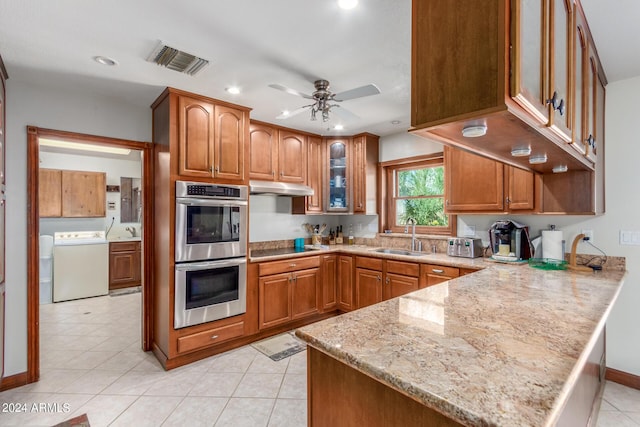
278,131 -> 306,183
305,136 -> 323,213
109,242 -> 141,290
547,0 -> 573,142
444,147 -> 504,212
178,95 -> 214,178
321,255 -> 337,311
61,171 -> 106,217
291,268 -> 320,320
511,0 -> 549,125
337,255 -> 354,311
385,273 -> 419,300
506,166 -> 536,211
214,105 -> 245,181
259,273 -> 292,329
571,11 -> 588,156
39,169 -> 62,217
249,122 -> 278,180
356,268 -> 382,309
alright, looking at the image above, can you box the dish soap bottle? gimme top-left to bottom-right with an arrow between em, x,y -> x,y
348,224 -> 354,245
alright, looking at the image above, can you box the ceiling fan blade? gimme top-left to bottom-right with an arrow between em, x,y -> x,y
333,84 -> 381,102
330,105 -> 360,121
269,83 -> 313,99
276,105 -> 311,119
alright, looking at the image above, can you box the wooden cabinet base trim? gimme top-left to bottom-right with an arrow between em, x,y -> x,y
606,367 -> 640,390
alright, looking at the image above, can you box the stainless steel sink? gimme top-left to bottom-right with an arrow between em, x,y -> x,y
370,248 -> 427,256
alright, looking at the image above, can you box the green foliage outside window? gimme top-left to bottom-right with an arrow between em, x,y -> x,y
396,166 -> 448,227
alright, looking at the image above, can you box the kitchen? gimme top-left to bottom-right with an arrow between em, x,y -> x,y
1,0 -> 640,426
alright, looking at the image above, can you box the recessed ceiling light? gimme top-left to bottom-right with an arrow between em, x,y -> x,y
281,110 -> 290,117
529,154 -> 548,164
391,120 -> 401,125
461,125 -> 487,138
226,86 -> 241,94
511,146 -> 532,157
552,165 -> 568,173
94,56 -> 118,66
334,124 -> 344,130
338,0 -> 358,10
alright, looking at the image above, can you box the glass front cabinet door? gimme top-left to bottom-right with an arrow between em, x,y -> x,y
326,138 -> 350,212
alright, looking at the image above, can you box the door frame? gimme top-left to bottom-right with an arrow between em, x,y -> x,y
26,126 -> 153,384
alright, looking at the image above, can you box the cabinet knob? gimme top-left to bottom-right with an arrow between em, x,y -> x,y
385,277 -> 389,284
445,200 -> 449,206
546,91 -> 559,110
557,99 -> 565,116
377,275 -> 381,281
505,197 -> 511,205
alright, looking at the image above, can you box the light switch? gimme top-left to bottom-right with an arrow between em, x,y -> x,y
620,230 -> 640,245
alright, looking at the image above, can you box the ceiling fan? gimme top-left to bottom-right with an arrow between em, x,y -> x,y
269,79 -> 380,122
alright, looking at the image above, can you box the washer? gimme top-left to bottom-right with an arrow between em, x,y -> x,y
53,231 -> 109,302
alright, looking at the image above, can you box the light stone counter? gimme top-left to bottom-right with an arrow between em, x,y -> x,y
296,261 -> 625,426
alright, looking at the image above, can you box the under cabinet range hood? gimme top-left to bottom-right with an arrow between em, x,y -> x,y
249,180 -> 314,197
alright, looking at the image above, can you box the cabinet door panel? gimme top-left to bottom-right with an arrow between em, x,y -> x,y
445,147 -> 504,212
278,131 -> 306,183
179,96 -> 214,177
572,15 -> 588,155
259,273 -> 291,329
321,255 -> 337,311
338,255 -> 354,311
292,268 -> 320,320
61,171 -> 106,217
352,135 -> 365,213
39,169 -> 62,217
326,139 -> 350,212
249,123 -> 278,180
548,0 -> 573,142
506,166 -> 535,210
214,105 -> 245,181
305,136 -> 323,213
356,268 -> 382,309
385,273 -> 419,300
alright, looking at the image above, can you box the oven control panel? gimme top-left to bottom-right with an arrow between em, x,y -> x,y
176,181 -> 248,200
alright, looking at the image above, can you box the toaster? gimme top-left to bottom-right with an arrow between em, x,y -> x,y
447,237 -> 484,258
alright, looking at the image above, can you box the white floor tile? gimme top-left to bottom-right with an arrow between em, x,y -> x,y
214,397 -> 275,427
596,410 -> 640,427
604,381 -> 640,412
100,371 -> 165,395
58,369 -> 124,394
278,374 -> 307,399
286,350 -> 307,374
19,369 -> 87,393
268,399 -> 307,427
209,347 -> 258,373
162,396 -> 228,426
234,373 -> 284,399
95,350 -> 149,373
188,372 -> 244,397
67,394 -> 138,427
109,395 -> 182,427
248,354 -> 290,374
143,370 -> 203,397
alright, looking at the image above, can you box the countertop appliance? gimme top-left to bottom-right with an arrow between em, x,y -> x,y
447,237 -> 484,258
53,231 -> 109,302
489,220 -> 534,261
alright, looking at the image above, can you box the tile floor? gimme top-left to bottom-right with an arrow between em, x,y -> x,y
0,292 -> 638,426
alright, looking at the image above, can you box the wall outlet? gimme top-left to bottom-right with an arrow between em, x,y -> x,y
581,229 -> 594,242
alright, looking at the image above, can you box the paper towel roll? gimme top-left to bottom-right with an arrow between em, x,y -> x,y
542,230 -> 564,260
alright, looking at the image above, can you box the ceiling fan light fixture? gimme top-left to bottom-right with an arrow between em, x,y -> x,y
334,124 -> 344,130
94,56 -> 118,66
338,0 -> 358,10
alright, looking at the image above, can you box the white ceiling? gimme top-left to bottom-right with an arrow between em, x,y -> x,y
0,0 -> 637,138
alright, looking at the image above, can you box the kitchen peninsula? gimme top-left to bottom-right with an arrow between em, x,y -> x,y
297,263 -> 625,426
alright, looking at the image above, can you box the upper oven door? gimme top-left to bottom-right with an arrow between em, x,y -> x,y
175,198 -> 247,262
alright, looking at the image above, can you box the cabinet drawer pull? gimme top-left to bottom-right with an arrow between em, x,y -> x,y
290,263 -> 296,267
211,335 -> 219,340
432,269 -> 444,274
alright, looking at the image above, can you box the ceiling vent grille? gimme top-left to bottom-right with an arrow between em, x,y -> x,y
147,42 -> 209,76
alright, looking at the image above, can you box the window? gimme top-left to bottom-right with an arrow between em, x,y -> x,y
380,154 -> 456,236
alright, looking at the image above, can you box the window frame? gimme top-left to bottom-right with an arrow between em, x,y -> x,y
379,153 -> 456,236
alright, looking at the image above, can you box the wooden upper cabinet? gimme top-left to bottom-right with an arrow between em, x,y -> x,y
445,147 -> 504,212
445,147 -> 539,213
214,105 -> 245,181
278,131 -> 306,183
351,133 -> 379,215
511,0 -> 549,124
178,95 -> 214,178
249,122 -> 278,180
572,11 -> 588,156
305,136 -> 323,213
176,91 -> 248,182
39,169 -> 62,217
585,44 -> 599,164
62,171 -> 106,217
326,138 -> 350,212
547,0 -> 573,142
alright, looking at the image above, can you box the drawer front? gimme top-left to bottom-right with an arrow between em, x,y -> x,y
355,256 -> 383,271
385,260 -> 419,277
422,264 -> 460,278
110,241 -> 140,252
259,256 -> 320,276
459,267 -> 480,276
177,321 -> 245,354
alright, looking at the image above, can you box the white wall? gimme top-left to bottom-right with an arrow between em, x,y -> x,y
379,77 -> 640,376
39,151 -> 142,238
4,79 -> 151,376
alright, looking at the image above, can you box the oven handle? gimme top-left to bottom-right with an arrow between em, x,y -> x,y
176,197 -> 248,207
175,258 -> 247,271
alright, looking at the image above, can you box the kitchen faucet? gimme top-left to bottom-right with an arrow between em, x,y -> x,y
126,226 -> 137,237
406,218 -> 419,252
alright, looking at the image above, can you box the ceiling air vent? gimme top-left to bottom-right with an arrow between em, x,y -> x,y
147,42 -> 209,76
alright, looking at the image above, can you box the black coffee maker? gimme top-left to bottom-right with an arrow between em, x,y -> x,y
489,220 -> 534,260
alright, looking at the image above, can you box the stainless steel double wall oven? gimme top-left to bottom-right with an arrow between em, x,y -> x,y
174,181 -> 248,329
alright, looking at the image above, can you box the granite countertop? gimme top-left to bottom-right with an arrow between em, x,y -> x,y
296,262 -> 626,426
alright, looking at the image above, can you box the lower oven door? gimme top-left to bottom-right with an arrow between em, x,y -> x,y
174,257 -> 247,329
